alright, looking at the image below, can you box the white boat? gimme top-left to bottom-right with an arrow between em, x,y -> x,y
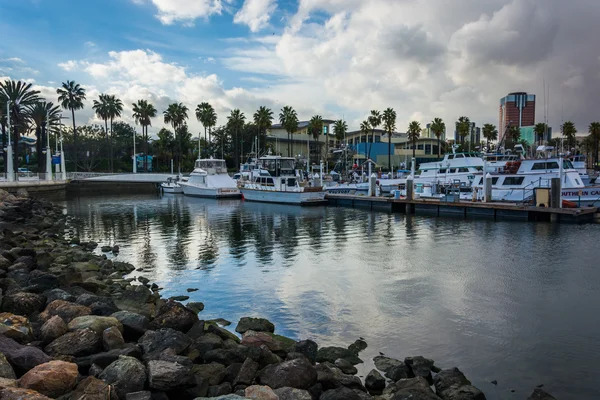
239,155 -> 327,205
160,177 -> 183,194
180,158 -> 241,199
568,154 -> 593,185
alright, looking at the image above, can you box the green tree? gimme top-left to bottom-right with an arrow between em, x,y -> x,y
588,122 -> 600,167
382,108 -> 397,171
195,102 -> 217,156
367,110 -> 381,160
253,106 -> 273,156
92,94 -> 110,164
26,101 -> 61,173
508,125 -> 521,147
105,95 -> 123,172
333,119 -> 347,143
482,123 -> 498,152
430,117 -> 446,158
360,120 -> 370,160
308,115 -> 323,164
455,116 -> 470,145
534,122 -> 548,146
56,80 -> 86,171
227,109 -> 245,167
155,128 -> 175,171
132,99 -> 157,172
561,121 -> 577,152
110,121 -> 138,170
407,121 -> 421,160
279,106 -> 298,157
164,103 -> 189,173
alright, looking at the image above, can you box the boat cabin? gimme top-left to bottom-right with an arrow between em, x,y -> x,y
257,156 -> 296,177
194,159 -> 227,174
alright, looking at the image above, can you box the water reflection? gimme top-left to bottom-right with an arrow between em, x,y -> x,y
62,194 -> 600,400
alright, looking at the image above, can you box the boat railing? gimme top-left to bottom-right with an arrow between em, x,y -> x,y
520,178 -> 551,203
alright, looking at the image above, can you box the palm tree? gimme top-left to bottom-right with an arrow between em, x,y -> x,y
253,106 -> 274,156
308,115 -> 323,165
482,123 -> 498,152
132,100 -> 157,172
382,108 -> 396,171
195,102 -> 217,156
164,103 -> 189,173
534,123 -> 548,147
57,80 -> 86,171
279,106 -> 298,157
26,102 -> 61,173
561,121 -> 577,152
455,116 -> 470,146
509,125 -> 521,146
360,120 -> 370,160
407,121 -> 421,160
106,95 -> 123,172
92,94 -> 110,169
333,119 -> 348,172
0,80 -> 41,173
367,110 -> 381,160
430,117 -> 446,158
227,109 -> 245,169
588,122 -> 600,167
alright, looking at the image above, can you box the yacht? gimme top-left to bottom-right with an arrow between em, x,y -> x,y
568,154 -> 593,185
239,155 -> 327,205
160,176 -> 184,194
179,158 -> 240,198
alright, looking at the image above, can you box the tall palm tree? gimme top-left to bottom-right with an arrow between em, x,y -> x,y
360,120 -> 371,161
279,106 -> 298,157
367,110 -> 381,160
561,120 -> 577,152
106,95 -> 123,172
430,117 -> 446,158
509,125 -> 521,147
382,108 -> 396,171
308,115 -> 323,164
132,99 -> 158,172
253,106 -> 274,156
92,94 -> 110,169
57,80 -> 86,171
26,102 -> 61,173
0,80 -> 41,173
227,109 -> 245,169
195,102 -> 216,156
407,121 -> 421,160
534,122 -> 548,147
164,103 -> 189,173
482,123 -> 498,152
455,116 -> 470,146
588,122 -> 600,167
333,119 -> 348,172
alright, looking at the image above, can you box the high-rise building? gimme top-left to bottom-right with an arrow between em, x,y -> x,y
499,92 -> 536,142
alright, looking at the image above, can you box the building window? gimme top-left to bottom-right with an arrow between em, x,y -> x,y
361,135 -> 367,143
375,135 -> 381,143
502,177 -> 525,185
425,144 -> 431,154
348,139 -> 353,145
417,144 -> 424,150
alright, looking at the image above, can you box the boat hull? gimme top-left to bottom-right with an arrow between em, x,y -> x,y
182,184 -> 240,199
161,185 -> 183,194
240,188 -> 326,205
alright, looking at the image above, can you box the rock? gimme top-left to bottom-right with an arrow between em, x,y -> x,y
103,326 -> 125,350
68,315 -> 123,333
212,318 -> 231,327
138,328 -> 192,360
235,317 -> 275,334
112,310 -> 149,340
99,355 -> 147,399
0,313 -> 33,343
241,330 -> 282,352
101,246 -> 112,252
86,241 -> 98,250
433,368 -> 472,396
147,359 -> 195,391
197,396 -> 245,399
187,288 -> 199,292
70,376 -> 115,400
113,285 -> 154,316
527,388 -> 557,399
257,358 -> 317,390
0,386 -> 51,400
438,385 -> 486,399
0,353 -> 16,379
137,276 -> 150,285
373,356 -> 403,373
89,363 -> 103,378
405,356 -> 434,382
334,358 -> 357,375
43,289 -> 75,305
187,302 -> 205,313
245,385 -> 279,400
388,376 -> 439,400
148,300 -> 199,332
193,333 -> 224,355
40,300 -> 91,323
328,366 -> 365,392
208,382 -> 233,397
40,315 -> 68,344
170,295 -> 189,301
317,346 -> 362,365
0,377 -> 16,387
27,272 -> 59,292
186,320 -> 206,339
193,363 -> 227,386
273,387 -> 313,400
321,387 -> 362,400
16,188 -> 29,198
1,292 -> 45,317
364,369 -> 385,394
44,328 -> 102,357
126,391 -> 152,400
294,340 -> 318,364
17,360 -> 78,397
348,339 -> 368,354
88,344 -> 143,368
207,323 -> 241,343
385,362 -> 412,382
224,363 -> 243,383
233,358 -> 259,387
0,336 -> 51,374
204,348 -> 247,366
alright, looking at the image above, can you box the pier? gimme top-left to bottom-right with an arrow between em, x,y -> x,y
326,194 -> 600,223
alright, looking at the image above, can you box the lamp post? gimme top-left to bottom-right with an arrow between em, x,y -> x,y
5,102 -> 14,182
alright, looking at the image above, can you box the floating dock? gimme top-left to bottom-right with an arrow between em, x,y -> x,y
326,194 -> 599,224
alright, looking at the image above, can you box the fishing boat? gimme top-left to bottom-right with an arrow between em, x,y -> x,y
160,176 -> 184,194
179,158 -> 240,198
239,155 -> 327,205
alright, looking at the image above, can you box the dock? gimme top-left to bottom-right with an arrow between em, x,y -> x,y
326,194 -> 599,224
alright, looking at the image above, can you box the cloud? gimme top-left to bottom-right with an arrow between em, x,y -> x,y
58,60 -> 79,71
84,41 -> 96,48
233,0 -> 277,32
134,0 -> 225,25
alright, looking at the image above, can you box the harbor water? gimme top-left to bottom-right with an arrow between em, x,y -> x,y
62,193 -> 600,399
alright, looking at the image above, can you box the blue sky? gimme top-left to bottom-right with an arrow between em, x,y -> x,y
0,0 -> 598,135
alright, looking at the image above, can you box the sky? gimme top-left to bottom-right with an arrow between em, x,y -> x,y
1,0 -> 599,137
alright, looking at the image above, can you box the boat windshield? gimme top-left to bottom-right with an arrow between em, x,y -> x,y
563,160 -> 574,169
260,158 -> 295,176
196,160 -> 227,173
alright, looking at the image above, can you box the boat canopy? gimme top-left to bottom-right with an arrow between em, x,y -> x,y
195,159 -> 227,173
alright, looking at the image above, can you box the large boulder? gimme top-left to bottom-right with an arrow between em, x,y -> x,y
67,315 -> 123,334
70,376 -> 116,400
192,363 -> 227,386
138,328 -> 192,360
0,386 -> 51,400
88,344 -> 143,369
0,313 -> 33,343
405,356 -> 434,382
334,358 -> 357,375
44,328 -> 102,357
256,358 -> 317,390
432,367 -> 487,400
112,311 -> 149,340
241,330 -> 282,352
0,353 -> 16,379
1,292 -> 45,317
99,355 -> 147,399
112,285 -> 155,317
204,348 -> 247,366
0,336 -> 51,375
148,300 -> 199,332
245,385 -> 279,400
233,358 -> 259,387
235,317 -> 275,334
294,340 -> 318,364
40,315 -> 68,344
387,377 -> 439,400
527,388 -> 557,400
273,387 -> 313,400
26,272 -> 59,293
373,356 -> 403,373
365,369 -> 385,394
385,362 -> 412,382
103,326 -> 125,350
320,387 -> 362,400
17,360 -> 78,397
43,289 -> 75,305
317,346 -> 362,365
147,360 -> 195,391
40,300 -> 91,323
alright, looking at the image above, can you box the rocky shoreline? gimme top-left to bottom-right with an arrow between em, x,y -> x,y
0,190 -> 557,400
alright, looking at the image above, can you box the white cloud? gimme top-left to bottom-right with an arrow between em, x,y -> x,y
58,60 -> 79,71
84,41 -> 96,48
233,0 -> 277,32
133,0 -> 225,25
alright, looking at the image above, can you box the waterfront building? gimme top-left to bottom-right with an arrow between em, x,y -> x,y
499,92 -> 536,142
454,122 -> 481,150
266,119 -> 336,165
